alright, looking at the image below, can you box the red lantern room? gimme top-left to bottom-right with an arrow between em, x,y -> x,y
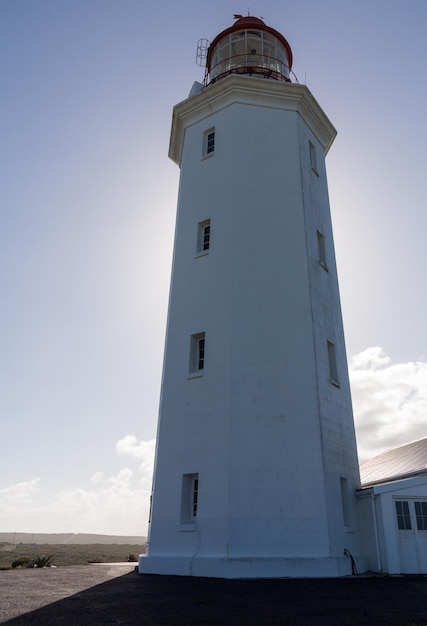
204,15 -> 293,85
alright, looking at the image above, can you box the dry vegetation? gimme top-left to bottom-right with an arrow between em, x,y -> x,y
0,542 -> 146,569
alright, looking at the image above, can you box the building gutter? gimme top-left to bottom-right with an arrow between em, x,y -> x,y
371,491 -> 382,572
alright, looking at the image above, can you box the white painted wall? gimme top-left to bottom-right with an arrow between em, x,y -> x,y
140,75 -> 367,577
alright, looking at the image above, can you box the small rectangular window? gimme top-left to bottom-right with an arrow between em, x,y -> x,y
197,219 -> 211,254
197,337 -> 205,370
203,224 -> 210,250
207,132 -> 215,154
203,128 -> 215,157
180,473 -> 199,523
317,230 -> 328,270
309,140 -> 318,174
415,501 -> 427,530
192,476 -> 199,517
189,332 -> 206,375
327,340 -> 339,386
395,500 -> 412,530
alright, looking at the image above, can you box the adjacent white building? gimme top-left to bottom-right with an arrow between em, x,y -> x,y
358,438 -> 427,575
139,15 -> 370,578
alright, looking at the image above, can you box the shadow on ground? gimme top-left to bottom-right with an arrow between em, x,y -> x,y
2,566 -> 427,625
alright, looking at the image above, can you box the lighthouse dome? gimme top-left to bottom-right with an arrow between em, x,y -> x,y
206,15 -> 293,84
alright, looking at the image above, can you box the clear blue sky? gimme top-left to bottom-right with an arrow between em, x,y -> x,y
1,0 -> 427,535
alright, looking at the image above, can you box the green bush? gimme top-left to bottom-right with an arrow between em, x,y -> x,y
126,553 -> 138,562
11,557 -> 32,569
33,555 -> 54,568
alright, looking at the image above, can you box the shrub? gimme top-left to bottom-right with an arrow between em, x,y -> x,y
11,557 -> 32,569
33,555 -> 54,568
88,557 -> 102,563
126,554 -> 138,562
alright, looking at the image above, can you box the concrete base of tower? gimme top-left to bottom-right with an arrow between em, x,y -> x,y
138,554 -> 369,579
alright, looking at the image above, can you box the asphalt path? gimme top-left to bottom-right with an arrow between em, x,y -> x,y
1,564 -> 427,625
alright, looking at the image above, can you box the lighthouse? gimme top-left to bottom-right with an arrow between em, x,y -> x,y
139,15 -> 367,578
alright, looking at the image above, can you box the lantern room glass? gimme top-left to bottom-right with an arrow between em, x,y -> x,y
209,29 -> 290,82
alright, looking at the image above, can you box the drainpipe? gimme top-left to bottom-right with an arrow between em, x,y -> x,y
371,491 -> 382,571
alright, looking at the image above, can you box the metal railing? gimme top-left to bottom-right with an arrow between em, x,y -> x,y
206,53 -> 298,86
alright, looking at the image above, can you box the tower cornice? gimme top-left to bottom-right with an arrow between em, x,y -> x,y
169,75 -> 337,166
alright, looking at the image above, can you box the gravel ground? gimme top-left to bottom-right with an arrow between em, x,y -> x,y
1,564 -> 427,625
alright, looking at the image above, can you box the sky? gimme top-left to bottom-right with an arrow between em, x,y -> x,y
1,0 -> 427,536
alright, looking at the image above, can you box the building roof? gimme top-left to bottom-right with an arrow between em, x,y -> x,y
360,438 -> 427,487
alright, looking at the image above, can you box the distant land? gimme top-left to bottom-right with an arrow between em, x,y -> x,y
0,532 -> 146,545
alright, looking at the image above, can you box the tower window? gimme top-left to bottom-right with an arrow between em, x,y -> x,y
197,219 -> 211,254
395,500 -> 411,530
317,230 -> 328,270
327,340 -> 339,386
180,473 -> 199,524
197,337 -> 205,370
202,223 -> 210,250
415,501 -> 427,530
189,332 -> 206,375
203,128 -> 215,157
192,476 -> 199,517
207,132 -> 215,153
309,140 -> 318,175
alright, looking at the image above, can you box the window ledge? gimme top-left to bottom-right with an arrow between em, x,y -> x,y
330,378 -> 340,388
179,523 -> 196,532
320,261 -> 329,272
201,153 -> 214,161
195,251 -> 209,259
311,165 -> 319,177
188,371 -> 204,380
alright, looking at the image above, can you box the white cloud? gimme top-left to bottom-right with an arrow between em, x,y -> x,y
0,436 -> 155,535
115,434 -> 154,460
115,435 -> 155,490
350,347 -> 427,463
46,468 -> 148,535
0,478 -> 40,505
90,471 -> 104,484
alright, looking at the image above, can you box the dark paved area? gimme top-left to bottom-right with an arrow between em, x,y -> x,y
1,563 -> 427,625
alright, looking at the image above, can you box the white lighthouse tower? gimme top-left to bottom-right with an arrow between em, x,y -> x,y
140,15 -> 367,578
